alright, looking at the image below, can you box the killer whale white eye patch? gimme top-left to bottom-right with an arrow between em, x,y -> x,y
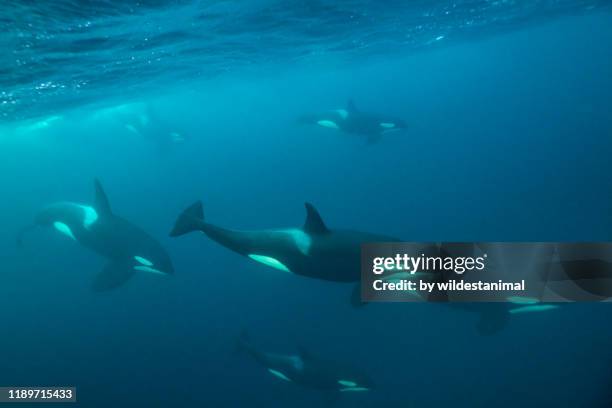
380,122 -> 396,128
338,380 -> 357,387
340,387 -> 369,392
248,254 -> 291,273
53,222 -> 76,240
134,256 -> 154,266
133,256 -> 166,274
316,120 -> 339,129
267,369 -> 291,382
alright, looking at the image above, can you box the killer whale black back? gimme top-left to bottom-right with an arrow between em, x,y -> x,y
170,200 -> 399,282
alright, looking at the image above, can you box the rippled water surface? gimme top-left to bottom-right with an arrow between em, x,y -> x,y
2,0 -> 610,121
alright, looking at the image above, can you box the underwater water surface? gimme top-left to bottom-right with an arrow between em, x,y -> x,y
1,1 -> 612,407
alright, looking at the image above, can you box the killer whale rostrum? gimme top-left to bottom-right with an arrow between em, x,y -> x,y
18,179 -> 174,291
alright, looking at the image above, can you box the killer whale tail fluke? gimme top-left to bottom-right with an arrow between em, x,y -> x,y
94,178 -> 113,216
170,201 -> 205,237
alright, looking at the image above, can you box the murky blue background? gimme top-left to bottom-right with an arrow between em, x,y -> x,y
1,1 -> 611,406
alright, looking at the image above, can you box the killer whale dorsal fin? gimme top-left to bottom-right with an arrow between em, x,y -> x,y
94,178 -> 112,216
347,99 -> 358,114
304,203 -> 329,234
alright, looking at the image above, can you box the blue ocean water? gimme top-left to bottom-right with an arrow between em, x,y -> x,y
1,1 -> 612,407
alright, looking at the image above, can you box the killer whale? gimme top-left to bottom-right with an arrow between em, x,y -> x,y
351,281 -> 558,335
170,201 -> 399,282
350,243 -> 560,335
18,180 -> 174,291
298,100 -> 407,143
119,103 -> 187,152
236,331 -> 373,402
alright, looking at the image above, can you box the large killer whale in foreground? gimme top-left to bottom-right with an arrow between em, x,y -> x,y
237,331 -> 373,404
19,180 -> 173,291
298,100 -> 407,143
170,201 -> 398,282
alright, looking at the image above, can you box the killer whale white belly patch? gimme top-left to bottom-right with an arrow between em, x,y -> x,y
246,229 -> 311,273
267,369 -> 291,382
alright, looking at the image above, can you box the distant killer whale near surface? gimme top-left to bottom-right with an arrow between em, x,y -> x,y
18,180 -> 173,291
170,200 -> 399,282
298,100 -> 407,143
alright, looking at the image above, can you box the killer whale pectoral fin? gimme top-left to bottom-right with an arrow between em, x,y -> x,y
93,178 -> 113,216
303,203 -> 329,234
91,259 -> 136,292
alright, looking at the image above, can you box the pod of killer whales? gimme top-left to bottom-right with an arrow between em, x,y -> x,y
17,100 -> 612,402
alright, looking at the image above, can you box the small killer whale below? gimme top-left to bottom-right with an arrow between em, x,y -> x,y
236,331 -> 374,403
18,180 -> 174,291
298,100 -> 407,143
170,201 -> 399,282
